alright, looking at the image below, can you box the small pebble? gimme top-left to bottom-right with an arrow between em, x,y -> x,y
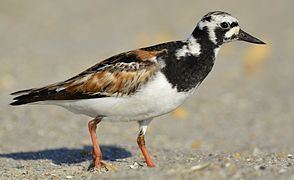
288,154 -> 293,159
225,163 -> 231,167
66,175 -> 73,179
129,162 -> 140,169
190,162 -> 210,171
259,166 -> 266,170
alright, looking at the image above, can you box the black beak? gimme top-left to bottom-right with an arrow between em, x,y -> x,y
238,29 -> 266,44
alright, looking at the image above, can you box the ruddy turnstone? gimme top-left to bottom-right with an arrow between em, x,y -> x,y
11,11 -> 265,169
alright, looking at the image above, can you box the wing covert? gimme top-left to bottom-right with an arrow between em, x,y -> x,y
11,48 -> 167,105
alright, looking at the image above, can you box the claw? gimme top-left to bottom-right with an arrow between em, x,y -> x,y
87,160 -> 117,171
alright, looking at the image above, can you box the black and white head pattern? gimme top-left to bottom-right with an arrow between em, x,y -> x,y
197,11 -> 240,46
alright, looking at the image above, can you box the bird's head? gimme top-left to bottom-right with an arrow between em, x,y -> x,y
195,11 -> 265,46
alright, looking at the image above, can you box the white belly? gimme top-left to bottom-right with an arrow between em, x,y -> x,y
47,72 -> 195,122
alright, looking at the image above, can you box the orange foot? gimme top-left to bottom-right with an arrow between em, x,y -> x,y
146,161 -> 155,168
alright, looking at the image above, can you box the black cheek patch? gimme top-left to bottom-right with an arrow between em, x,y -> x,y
214,27 -> 225,45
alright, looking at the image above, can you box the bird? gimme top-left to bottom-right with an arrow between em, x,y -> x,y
10,11 -> 265,169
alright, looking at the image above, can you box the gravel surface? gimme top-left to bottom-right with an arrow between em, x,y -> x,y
1,0 -> 294,179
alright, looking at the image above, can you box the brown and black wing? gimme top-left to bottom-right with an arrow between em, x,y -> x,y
11,49 -> 167,105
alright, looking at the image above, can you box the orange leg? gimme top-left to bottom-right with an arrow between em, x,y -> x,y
88,117 -> 103,168
137,119 -> 155,167
137,134 -> 155,167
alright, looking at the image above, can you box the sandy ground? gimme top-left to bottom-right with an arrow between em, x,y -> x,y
0,0 -> 294,179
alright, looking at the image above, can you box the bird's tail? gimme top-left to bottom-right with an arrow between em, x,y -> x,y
10,88 -> 40,106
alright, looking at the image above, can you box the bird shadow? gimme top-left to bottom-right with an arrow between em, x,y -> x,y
0,145 -> 132,165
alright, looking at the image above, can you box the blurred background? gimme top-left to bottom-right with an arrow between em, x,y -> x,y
0,0 -> 293,179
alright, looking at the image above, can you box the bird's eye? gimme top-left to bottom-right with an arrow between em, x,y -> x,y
220,22 -> 230,29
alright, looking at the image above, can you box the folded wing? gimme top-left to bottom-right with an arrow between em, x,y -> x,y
11,49 -> 167,105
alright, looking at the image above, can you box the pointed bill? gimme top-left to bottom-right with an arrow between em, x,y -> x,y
238,29 -> 266,44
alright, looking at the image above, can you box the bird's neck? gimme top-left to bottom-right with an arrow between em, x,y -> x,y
190,26 -> 220,57
160,30 -> 221,92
